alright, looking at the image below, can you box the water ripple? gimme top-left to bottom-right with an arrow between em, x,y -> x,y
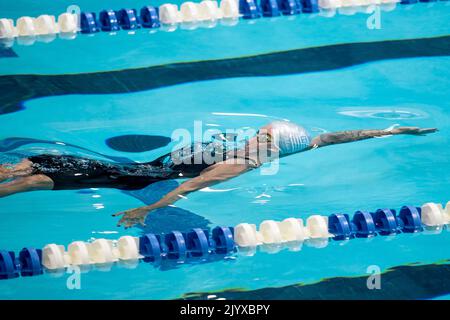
338,108 -> 429,120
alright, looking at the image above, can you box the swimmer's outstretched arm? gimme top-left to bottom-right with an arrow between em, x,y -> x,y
310,126 -> 438,148
113,159 -> 252,228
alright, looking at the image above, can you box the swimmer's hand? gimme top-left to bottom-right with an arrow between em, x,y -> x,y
113,206 -> 154,229
391,127 -> 438,136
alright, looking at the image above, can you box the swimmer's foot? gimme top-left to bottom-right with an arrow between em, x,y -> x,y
14,159 -> 33,171
0,160 -> 33,182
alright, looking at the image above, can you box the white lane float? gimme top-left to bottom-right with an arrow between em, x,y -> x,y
0,0 -> 407,47
306,215 -> 332,238
87,239 -> 118,264
199,1 -> 223,21
46,236 -> 142,269
42,244 -> 70,270
338,6 -> 358,15
279,218 -> 308,242
116,236 -> 142,260
446,201 -> 450,222
259,220 -> 284,244
1,201 -> 448,281
320,0 -> 398,14
234,215 -> 332,249
67,241 -> 91,266
0,13 -> 79,45
319,0 -> 342,8
220,0 -> 240,18
318,8 -> 337,18
0,18 -> 16,38
234,223 -> 263,247
380,1 -> 398,12
34,15 -> 59,35
180,2 -> 202,22
58,13 -> 78,33
16,16 -> 36,36
159,4 -> 183,25
421,202 -> 449,227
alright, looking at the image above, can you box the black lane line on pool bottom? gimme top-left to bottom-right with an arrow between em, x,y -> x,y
180,260 -> 450,300
0,35 -> 449,115
105,134 -> 172,152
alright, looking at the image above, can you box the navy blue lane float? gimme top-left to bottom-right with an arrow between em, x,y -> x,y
0,248 -> 43,280
328,206 -> 422,240
99,10 -> 120,32
2,0 -> 447,42
0,204 -> 436,281
140,6 -> 161,29
237,0 -> 316,19
80,6 -> 160,33
78,0 -> 323,34
77,0 -> 447,35
77,0 -> 449,34
0,226 -> 235,280
117,9 -> 141,30
80,12 -> 100,33
139,227 -> 235,262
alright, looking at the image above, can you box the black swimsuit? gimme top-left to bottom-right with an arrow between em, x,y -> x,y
29,142 -> 253,190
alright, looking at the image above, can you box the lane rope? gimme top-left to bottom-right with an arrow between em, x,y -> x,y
0,0 -> 414,46
1,201 -> 448,280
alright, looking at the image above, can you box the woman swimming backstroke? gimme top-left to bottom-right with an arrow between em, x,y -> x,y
0,121 -> 437,228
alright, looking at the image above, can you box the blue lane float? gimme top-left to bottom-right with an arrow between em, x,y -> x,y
260,0 -> 281,17
278,0 -> 302,15
186,229 -> 210,257
140,6 -> 161,29
19,248 -> 43,277
0,251 -> 19,280
99,10 -> 120,32
116,8 -> 141,30
0,248 -> 43,279
239,0 -> 262,19
80,12 -> 100,33
137,226 -> 236,263
212,226 -> 235,254
1,0 -> 420,42
399,206 -> 423,233
300,0 -> 319,13
328,213 -> 354,240
372,208 -> 402,235
352,211 -> 377,238
139,233 -> 162,262
234,202 -> 448,247
0,202 -> 448,280
164,231 -> 187,260
329,207 -> 422,240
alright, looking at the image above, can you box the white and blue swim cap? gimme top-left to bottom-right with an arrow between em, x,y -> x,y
269,121 -> 311,156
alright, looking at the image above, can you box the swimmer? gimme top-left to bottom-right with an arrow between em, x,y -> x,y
0,122 -> 437,228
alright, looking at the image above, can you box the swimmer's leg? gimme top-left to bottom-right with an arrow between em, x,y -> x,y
310,127 -> 438,148
0,159 -> 34,182
0,174 -> 54,198
0,164 -> 13,182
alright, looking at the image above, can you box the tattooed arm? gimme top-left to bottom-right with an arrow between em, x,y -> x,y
113,159 -> 252,228
310,127 -> 438,148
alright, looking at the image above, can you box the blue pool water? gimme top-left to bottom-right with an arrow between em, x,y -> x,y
0,1 -> 449,299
